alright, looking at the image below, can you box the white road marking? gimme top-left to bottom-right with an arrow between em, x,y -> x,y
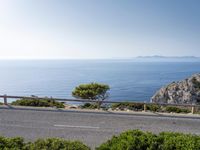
54,124 -> 100,129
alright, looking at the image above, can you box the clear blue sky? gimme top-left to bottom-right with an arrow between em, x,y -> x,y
0,0 -> 199,59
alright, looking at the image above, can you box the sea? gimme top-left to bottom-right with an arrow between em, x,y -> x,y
0,60 -> 200,103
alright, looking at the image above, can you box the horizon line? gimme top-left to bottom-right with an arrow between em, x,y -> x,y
0,55 -> 200,60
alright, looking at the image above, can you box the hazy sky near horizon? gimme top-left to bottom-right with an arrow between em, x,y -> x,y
0,0 -> 200,59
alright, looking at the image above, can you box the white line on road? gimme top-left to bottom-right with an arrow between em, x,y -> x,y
54,124 -> 100,129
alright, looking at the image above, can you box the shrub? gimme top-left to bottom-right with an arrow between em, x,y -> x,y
0,137 -> 25,149
25,138 -> 90,150
195,106 -> 200,114
11,98 -> 65,108
147,104 -> 161,112
158,132 -> 200,150
0,136 -> 90,150
111,102 -> 144,111
109,102 -> 192,114
165,106 -> 190,113
81,103 -> 98,109
96,130 -> 158,150
96,130 -> 200,150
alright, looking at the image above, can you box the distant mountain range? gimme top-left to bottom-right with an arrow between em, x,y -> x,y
133,55 -> 200,62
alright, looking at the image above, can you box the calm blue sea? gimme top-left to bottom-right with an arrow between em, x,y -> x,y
0,60 -> 200,102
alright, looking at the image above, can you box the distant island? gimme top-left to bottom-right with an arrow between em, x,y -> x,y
132,55 -> 200,62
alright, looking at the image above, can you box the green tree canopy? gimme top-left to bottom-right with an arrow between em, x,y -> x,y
72,82 -> 110,101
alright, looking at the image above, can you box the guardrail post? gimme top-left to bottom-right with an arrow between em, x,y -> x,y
191,106 -> 195,114
3,95 -> 7,105
97,101 -> 101,110
144,104 -> 147,112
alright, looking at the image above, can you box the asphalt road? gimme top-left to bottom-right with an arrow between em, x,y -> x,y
0,107 -> 200,149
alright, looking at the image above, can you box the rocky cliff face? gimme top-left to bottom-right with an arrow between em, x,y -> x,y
151,74 -> 200,104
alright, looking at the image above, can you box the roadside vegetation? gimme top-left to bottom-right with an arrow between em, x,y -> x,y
11,98 -> 65,108
111,102 -> 144,111
165,106 -> 190,113
146,104 -> 161,112
0,137 -> 90,150
80,103 -> 98,109
109,102 -> 191,114
1,130 -> 200,150
8,97 -> 195,114
96,130 -> 200,150
77,102 -> 194,114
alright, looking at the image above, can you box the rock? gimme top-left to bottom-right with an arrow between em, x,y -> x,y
108,108 -> 112,111
69,105 -> 78,109
151,73 -> 200,104
64,104 -> 78,109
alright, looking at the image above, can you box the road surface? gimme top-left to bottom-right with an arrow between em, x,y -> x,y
0,107 -> 200,149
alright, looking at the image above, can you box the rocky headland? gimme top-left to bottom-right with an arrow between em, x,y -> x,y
151,73 -> 200,104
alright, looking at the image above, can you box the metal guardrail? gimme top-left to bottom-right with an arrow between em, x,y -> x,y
0,94 -> 199,114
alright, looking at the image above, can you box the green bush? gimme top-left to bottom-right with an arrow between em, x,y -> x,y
0,137 -> 25,149
11,98 -> 65,108
147,104 -> 161,112
111,102 -> 192,114
96,130 -> 200,150
96,130 -> 158,150
158,132 -> 200,150
81,103 -> 98,109
1,131 -> 200,150
165,106 -> 190,113
111,102 -> 144,111
0,136 -> 90,150
25,138 -> 90,150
